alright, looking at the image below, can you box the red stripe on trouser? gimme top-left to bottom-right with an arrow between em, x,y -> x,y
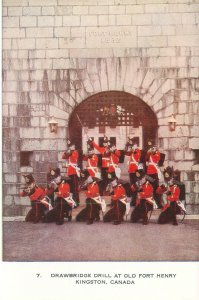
73,175 -> 78,202
74,176 -> 77,199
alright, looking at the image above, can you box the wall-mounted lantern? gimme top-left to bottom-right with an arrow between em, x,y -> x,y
168,115 -> 177,131
48,117 -> 58,133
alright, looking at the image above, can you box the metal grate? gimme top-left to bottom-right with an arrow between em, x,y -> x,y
69,91 -> 158,150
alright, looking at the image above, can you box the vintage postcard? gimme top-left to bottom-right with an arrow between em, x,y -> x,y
1,0 -> 199,299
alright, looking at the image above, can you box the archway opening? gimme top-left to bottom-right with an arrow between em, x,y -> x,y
68,91 -> 158,151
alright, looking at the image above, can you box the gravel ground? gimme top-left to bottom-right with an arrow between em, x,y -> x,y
3,215 -> 199,261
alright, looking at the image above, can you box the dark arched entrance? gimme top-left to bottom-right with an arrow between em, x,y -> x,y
68,91 -> 158,151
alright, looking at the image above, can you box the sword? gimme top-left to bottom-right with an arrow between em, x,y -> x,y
76,113 -> 89,139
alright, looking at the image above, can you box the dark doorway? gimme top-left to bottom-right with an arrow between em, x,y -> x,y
68,91 -> 158,150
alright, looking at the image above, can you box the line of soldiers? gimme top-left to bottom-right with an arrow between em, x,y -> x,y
20,136 -> 186,226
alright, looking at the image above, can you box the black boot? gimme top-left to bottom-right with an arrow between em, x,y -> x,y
113,220 -> 121,225
87,219 -> 93,225
142,214 -> 148,225
56,219 -> 64,225
173,218 -> 178,226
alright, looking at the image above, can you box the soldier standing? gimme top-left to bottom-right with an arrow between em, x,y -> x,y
83,138 -> 99,178
91,136 -> 111,194
62,139 -> 80,207
125,137 -> 142,206
106,142 -> 121,180
146,145 -> 162,208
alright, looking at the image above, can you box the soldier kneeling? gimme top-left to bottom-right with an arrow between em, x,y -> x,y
20,174 -> 49,223
130,170 -> 154,225
76,171 -> 105,225
157,167 -> 186,226
103,176 -> 127,225
157,180 -> 180,226
44,177 -> 76,225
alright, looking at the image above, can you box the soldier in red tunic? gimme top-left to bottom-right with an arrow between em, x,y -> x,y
20,174 -> 48,223
44,177 -> 75,225
157,167 -> 185,226
76,171 -> 103,224
106,142 -> 121,179
146,145 -> 162,208
157,181 -> 180,225
91,136 -> 111,193
125,137 -> 142,206
62,139 -> 80,206
44,167 -> 62,208
83,139 -> 99,178
103,177 -> 127,225
130,170 -> 154,225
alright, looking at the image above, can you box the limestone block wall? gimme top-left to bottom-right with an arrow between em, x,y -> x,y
2,0 -> 199,215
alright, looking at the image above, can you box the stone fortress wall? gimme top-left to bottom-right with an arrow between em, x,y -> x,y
2,0 -> 199,215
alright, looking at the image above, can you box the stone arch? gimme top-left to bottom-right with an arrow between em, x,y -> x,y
68,90 -> 158,150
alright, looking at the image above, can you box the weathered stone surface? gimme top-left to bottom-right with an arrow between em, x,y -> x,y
42,6 -> 55,16
98,15 -> 116,26
138,36 -> 167,47
4,174 -> 17,183
23,7 -> 41,16
86,26 -> 137,48
173,150 -> 184,161
26,28 -> 54,38
3,184 -> 17,195
168,35 -> 199,47
14,117 -> 31,127
4,195 -> 14,206
63,16 -> 80,26
3,16 -> 19,27
189,138 -> 199,149
15,196 -> 29,206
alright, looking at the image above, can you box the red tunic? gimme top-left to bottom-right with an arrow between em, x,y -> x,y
131,184 -> 137,193
20,186 -> 46,202
83,154 -> 98,177
107,151 -> 121,173
126,149 -> 141,173
156,185 -> 167,195
62,150 -> 79,176
111,184 -> 126,201
56,183 -> 70,198
167,185 -> 180,202
146,151 -> 160,175
92,141 -> 110,168
139,182 -> 153,199
86,182 -> 99,198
